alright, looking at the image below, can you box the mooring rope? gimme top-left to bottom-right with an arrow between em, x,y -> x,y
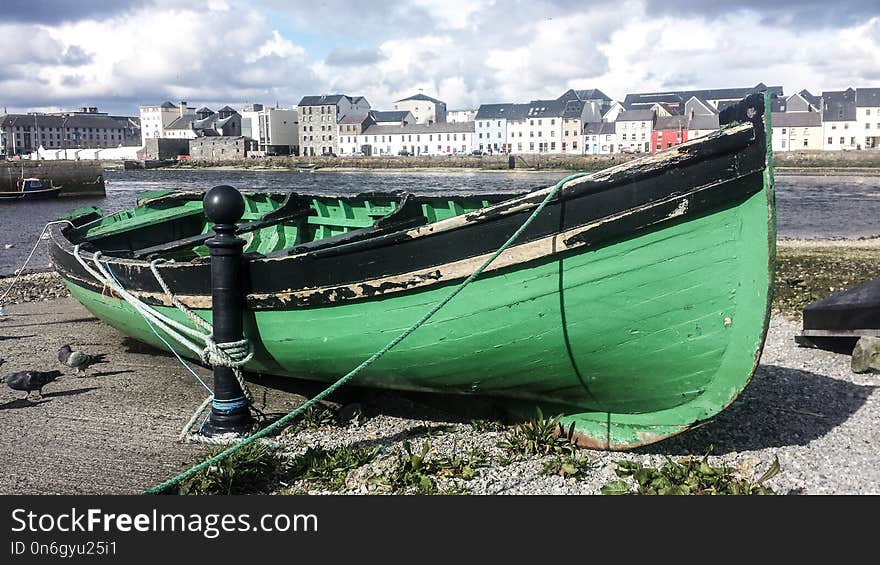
0,220 -> 75,317
142,171 -> 590,495
72,247 -> 255,403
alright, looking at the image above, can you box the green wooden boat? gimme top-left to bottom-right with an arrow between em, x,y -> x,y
49,93 -> 775,449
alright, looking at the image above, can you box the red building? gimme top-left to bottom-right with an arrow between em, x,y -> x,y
651,115 -> 689,152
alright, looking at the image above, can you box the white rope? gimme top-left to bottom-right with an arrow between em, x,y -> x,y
72,245 -> 254,403
0,220 -> 75,316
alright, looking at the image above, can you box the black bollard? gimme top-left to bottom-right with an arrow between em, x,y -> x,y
200,185 -> 253,436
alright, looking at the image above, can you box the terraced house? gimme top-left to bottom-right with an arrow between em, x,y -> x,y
298,94 -> 370,157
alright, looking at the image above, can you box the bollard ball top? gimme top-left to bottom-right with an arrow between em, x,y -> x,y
203,185 -> 245,225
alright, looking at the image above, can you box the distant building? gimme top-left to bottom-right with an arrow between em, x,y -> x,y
297,94 -> 370,156
683,97 -> 720,140
164,105 -> 241,140
447,109 -> 477,123
393,94 -> 447,125
139,101 -> 194,145
855,88 -> 880,150
1,107 -> 140,157
623,83 -> 783,113
773,90 -> 822,113
339,121 -> 474,157
822,88 -> 858,150
474,104 -> 512,154
241,103 -> 299,155
772,112 -> 823,151
583,122 -> 617,154
477,89 -> 611,155
651,115 -> 689,152
616,109 -> 654,153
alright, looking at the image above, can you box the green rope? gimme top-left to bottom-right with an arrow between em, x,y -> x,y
143,172 -> 589,495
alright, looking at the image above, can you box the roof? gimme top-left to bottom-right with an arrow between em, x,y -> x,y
338,113 -> 371,125
583,122 -> 616,135
688,115 -> 720,130
557,88 -> 611,102
856,88 -> 880,108
475,103 -> 515,120
799,89 -> 821,108
624,83 -> 783,109
617,109 -> 655,122
196,106 -> 213,114
395,93 -> 444,104
771,112 -> 821,128
160,101 -> 177,109
0,113 -> 140,130
165,116 -> 193,130
217,105 -> 237,114
822,88 -> 856,121
561,100 -> 586,119
298,94 -> 367,107
361,121 -> 475,136
369,110 -> 412,123
654,115 -> 689,130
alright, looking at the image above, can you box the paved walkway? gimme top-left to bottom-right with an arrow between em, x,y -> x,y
0,298 -> 302,494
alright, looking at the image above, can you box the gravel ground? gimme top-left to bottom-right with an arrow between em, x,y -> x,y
1,265 -> 877,495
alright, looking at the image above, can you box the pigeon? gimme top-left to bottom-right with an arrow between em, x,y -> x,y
2,370 -> 62,400
58,344 -> 107,376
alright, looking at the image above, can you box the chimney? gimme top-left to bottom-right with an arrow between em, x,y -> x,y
179,101 -> 188,118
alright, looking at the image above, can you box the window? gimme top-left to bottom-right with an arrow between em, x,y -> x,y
840,137 -> 845,144
868,109 -> 872,116
781,128 -> 786,134
803,139 -> 808,147
844,123 -> 849,129
529,142 -> 534,151
656,143 -> 662,150
550,119 -> 555,125
572,141 -> 577,150
781,140 -> 786,148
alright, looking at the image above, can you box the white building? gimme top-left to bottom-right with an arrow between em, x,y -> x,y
447,109 -> 477,123
393,94 -> 447,124
772,112 -> 823,152
474,104 -> 512,154
856,88 -> 880,150
615,109 -> 653,153
338,122 -> 474,157
822,88 -> 858,150
241,103 -> 299,155
139,101 -> 194,144
583,122 -> 617,154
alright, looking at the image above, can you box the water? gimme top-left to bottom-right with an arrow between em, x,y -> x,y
0,169 -> 877,275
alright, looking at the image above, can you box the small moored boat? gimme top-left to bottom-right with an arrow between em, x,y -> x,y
48,93 -> 776,449
0,177 -> 62,200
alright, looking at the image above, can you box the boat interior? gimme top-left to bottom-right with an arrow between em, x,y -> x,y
64,189 -> 524,261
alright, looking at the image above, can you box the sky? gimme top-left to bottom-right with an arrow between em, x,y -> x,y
2,0 -> 879,116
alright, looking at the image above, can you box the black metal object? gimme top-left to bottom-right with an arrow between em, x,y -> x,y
200,185 -> 253,436
508,155 -> 515,169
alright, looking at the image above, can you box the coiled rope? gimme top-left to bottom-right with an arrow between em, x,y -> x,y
142,171 -> 589,494
71,248 -> 255,404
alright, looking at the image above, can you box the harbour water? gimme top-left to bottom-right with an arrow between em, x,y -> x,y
0,169 -> 877,275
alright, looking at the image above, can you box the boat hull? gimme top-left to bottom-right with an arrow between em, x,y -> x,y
52,93 -> 775,449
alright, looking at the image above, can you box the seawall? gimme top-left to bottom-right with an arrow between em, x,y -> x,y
0,160 -> 106,197
177,149 -> 880,172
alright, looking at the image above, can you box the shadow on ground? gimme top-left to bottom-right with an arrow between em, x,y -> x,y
0,387 -> 98,410
636,364 -> 877,456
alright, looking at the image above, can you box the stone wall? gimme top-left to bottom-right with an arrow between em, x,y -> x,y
0,160 -> 105,196
773,150 -> 880,168
189,137 -> 255,161
144,138 -> 191,160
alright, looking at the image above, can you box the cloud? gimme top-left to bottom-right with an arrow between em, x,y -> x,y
325,47 -> 385,67
1,0 -> 879,117
2,0 -> 145,24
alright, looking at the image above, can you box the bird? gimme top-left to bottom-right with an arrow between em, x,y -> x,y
58,344 -> 107,376
2,370 -> 62,401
